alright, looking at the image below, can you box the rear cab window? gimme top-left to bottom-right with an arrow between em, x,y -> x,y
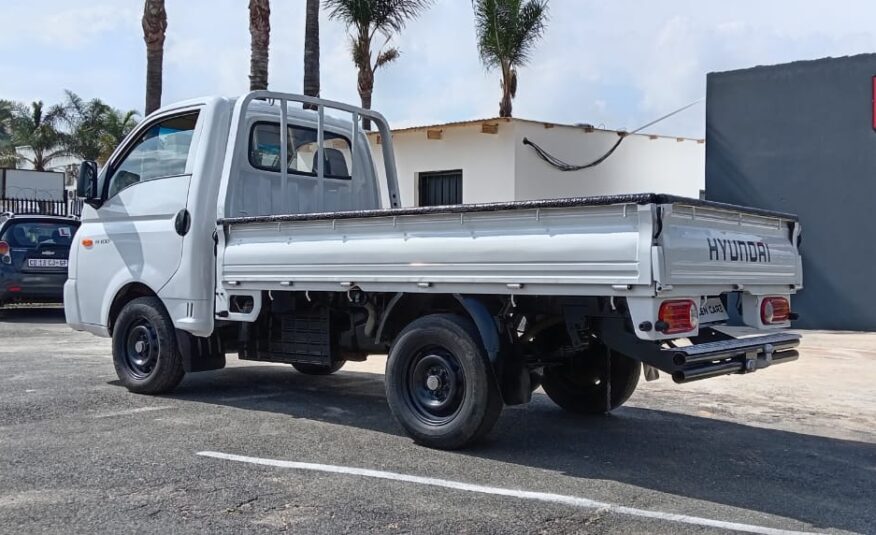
249,122 -> 353,180
1,221 -> 79,249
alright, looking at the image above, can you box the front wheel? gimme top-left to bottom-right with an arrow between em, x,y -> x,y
112,297 -> 185,394
541,345 -> 640,414
385,314 -> 503,450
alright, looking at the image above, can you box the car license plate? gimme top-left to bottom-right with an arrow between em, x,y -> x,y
699,298 -> 729,323
27,258 -> 68,268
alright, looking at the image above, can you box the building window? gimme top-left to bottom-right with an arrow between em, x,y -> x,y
418,170 -> 462,206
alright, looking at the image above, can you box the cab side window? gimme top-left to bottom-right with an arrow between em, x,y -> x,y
107,113 -> 199,198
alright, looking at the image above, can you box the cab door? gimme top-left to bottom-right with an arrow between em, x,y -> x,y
75,110 -> 202,327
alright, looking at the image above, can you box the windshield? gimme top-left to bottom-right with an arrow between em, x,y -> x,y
1,221 -> 78,249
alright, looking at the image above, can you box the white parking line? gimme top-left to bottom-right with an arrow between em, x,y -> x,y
93,406 -> 174,418
197,451 -> 811,535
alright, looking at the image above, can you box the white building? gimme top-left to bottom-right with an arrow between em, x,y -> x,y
367,117 -> 704,207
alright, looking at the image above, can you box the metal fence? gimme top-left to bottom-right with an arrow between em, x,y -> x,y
0,192 -> 82,218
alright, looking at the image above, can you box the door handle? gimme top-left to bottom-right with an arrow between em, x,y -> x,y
174,209 -> 191,236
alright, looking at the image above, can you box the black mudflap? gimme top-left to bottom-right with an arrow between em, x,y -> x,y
177,330 -> 226,373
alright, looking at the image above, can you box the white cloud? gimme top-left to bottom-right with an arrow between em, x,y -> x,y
4,0 -> 876,138
0,3 -> 138,48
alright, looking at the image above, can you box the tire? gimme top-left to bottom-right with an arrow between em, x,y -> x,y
292,360 -> 346,375
385,314 -> 503,450
541,345 -> 640,415
112,296 -> 185,394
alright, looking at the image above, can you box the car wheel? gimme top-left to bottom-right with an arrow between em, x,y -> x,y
112,296 -> 185,394
541,345 -> 640,414
385,314 -> 503,450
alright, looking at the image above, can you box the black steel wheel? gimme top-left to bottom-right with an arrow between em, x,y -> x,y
541,345 -> 640,414
122,318 -> 160,379
112,297 -> 184,394
386,314 -> 502,450
291,360 -> 346,375
405,348 -> 465,426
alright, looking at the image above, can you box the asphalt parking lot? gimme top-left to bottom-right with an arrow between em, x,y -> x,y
1,308 -> 874,534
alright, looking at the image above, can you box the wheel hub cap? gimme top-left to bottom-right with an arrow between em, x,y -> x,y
426,374 -> 441,391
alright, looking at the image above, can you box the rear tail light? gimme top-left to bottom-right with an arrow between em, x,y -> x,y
657,299 -> 699,334
0,241 -> 9,256
761,296 -> 790,324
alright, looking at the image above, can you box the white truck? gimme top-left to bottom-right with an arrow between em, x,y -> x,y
65,92 -> 803,449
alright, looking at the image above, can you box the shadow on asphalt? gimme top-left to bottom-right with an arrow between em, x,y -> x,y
165,366 -> 875,533
0,307 -> 66,324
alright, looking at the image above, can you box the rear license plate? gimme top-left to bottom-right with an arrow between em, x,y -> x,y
699,298 -> 729,323
27,258 -> 68,268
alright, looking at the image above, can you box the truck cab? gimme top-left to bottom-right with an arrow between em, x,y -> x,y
66,92 -> 803,449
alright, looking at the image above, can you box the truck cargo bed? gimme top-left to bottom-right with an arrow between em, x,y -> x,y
217,193 -> 802,299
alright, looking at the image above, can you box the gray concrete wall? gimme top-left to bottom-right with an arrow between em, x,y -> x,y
706,54 -> 876,330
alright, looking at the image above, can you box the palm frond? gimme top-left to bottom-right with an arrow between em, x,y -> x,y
474,0 -> 548,69
325,0 -> 433,52
374,47 -> 400,69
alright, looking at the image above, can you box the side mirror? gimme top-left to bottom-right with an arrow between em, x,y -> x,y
77,160 -> 101,208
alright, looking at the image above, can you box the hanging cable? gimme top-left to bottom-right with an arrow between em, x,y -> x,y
522,98 -> 705,172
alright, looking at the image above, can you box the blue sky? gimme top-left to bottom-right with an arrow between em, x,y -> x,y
3,0 -> 876,138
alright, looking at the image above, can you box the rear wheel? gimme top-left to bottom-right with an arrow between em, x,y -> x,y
292,360 -> 346,375
112,297 -> 185,394
385,314 -> 503,450
541,344 -> 640,414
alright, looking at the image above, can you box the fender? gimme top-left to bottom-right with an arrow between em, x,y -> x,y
375,292 -> 501,362
453,294 -> 501,362
454,294 -> 531,406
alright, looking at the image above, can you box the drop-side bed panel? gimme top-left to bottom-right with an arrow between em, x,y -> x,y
220,203 -> 655,296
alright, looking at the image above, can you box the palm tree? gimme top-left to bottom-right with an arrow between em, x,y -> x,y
60,91 -> 139,165
61,90 -> 112,162
303,0 -> 321,105
97,109 -> 139,164
249,0 -> 271,91
324,0 -> 433,130
142,0 -> 168,115
5,101 -> 67,171
473,0 -> 549,118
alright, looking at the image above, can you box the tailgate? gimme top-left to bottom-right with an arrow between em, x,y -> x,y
655,202 -> 802,290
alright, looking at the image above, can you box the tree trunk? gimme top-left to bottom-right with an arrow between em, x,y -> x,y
142,0 -> 167,115
358,66 -> 374,130
303,0 -> 320,108
499,90 -> 513,118
249,0 -> 271,91
499,64 -> 513,118
355,27 -> 374,131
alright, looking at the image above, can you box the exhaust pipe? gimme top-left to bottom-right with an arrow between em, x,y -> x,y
673,349 -> 799,383
675,340 -> 800,366
672,361 -> 741,383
